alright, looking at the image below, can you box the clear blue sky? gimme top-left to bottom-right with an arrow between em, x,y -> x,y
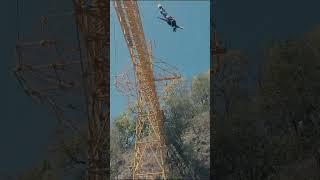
110,1 -> 210,120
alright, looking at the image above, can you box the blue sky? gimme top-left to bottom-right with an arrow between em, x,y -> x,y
110,1 -> 210,120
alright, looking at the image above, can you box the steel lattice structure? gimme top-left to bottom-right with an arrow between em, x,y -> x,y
15,0 -> 109,179
113,0 -> 170,179
73,1 -> 109,179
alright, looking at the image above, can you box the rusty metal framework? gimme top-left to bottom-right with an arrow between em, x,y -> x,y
114,60 -> 181,111
14,0 -> 109,179
113,0 -> 181,179
72,0 -> 109,179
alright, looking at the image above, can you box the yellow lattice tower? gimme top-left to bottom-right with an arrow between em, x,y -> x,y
113,0 -> 167,179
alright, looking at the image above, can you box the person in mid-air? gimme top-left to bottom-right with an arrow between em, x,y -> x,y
157,4 -> 183,32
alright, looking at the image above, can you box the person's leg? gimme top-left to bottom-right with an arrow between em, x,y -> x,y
172,20 -> 176,27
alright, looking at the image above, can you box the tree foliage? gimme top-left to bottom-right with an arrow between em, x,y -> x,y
113,112 -> 135,149
191,70 -> 210,112
213,27 -> 320,180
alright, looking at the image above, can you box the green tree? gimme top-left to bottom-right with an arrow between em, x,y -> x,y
256,27 -> 320,173
191,70 -> 210,112
113,112 -> 136,149
213,27 -> 320,180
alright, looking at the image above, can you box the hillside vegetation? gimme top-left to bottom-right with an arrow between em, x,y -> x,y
213,26 -> 320,180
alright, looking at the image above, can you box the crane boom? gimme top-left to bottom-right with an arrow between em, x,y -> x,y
113,0 -> 167,179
